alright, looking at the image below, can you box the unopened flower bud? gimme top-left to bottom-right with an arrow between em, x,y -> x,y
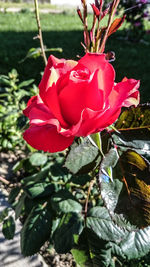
91,4 -> 100,17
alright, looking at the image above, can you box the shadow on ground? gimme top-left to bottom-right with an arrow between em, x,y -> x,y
0,191 -> 43,267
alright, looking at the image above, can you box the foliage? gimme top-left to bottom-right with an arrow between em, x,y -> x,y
119,0 -> 150,41
1,103 -> 150,265
2,216 -> 16,240
0,69 -> 38,150
20,47 -> 63,63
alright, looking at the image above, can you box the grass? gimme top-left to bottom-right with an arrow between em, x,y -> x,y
0,2 -> 56,9
0,11 -> 150,102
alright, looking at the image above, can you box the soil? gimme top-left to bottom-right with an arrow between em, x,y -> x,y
40,245 -> 76,267
0,150 -> 21,180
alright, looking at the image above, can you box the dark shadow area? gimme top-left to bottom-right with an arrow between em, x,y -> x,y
0,231 -> 42,266
0,191 -> 10,207
0,30 -> 150,102
0,30 -> 83,84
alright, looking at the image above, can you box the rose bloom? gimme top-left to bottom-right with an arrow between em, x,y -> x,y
23,53 -> 140,153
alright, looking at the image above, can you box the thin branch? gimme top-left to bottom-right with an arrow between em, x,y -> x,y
0,176 -> 10,185
84,179 -> 95,221
99,0 -> 120,53
34,0 -> 47,66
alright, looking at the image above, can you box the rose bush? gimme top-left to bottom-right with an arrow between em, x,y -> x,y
23,53 -> 140,152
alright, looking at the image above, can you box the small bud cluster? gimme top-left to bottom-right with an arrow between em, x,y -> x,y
77,0 -> 125,53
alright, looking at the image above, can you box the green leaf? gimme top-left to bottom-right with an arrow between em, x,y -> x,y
100,176 -> 137,232
75,206 -> 150,263
21,202 -> 52,256
0,207 -> 9,223
101,148 -> 119,169
71,248 -> 91,267
20,47 -> 63,63
24,196 -> 48,214
15,193 -> 26,219
8,187 -> 21,204
50,162 -> 71,182
65,139 -> 100,174
18,79 -> 34,88
51,189 -> 82,213
86,207 -> 128,242
21,163 -> 51,186
70,174 -> 91,186
119,226 -> 150,260
112,129 -> 150,160
99,148 -> 119,182
113,105 -> 150,160
54,212 -> 84,253
15,89 -> 30,100
19,48 -> 41,62
110,227 -> 150,261
100,149 -> 150,227
73,229 -> 114,267
29,152 -> 48,166
0,77 -> 11,86
23,182 -> 55,199
100,176 -> 123,215
115,104 -> 150,130
119,150 -> 150,227
89,132 -> 104,157
8,69 -> 18,79
51,218 -> 61,237
86,206 -> 150,262
2,216 -> 15,240
21,164 -> 51,185
0,93 -> 10,98
12,159 -> 26,172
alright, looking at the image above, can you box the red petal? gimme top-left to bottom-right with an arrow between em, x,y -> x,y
41,83 -> 68,128
123,91 -> 140,107
75,106 -> 121,136
23,95 -> 43,117
109,78 -> 140,108
23,125 -> 74,153
39,55 -> 77,101
78,53 -> 115,98
39,55 -> 64,98
59,80 -> 90,125
39,56 -> 77,127
58,69 -> 104,125
23,94 -> 67,133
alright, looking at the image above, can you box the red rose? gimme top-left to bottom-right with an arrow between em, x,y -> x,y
23,53 -> 140,153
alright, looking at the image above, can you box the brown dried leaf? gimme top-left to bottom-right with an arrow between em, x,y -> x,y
108,15 -> 126,37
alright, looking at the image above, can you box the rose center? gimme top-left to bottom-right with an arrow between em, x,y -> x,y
70,69 -> 90,82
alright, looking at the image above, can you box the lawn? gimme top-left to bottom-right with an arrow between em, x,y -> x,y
0,10 -> 150,102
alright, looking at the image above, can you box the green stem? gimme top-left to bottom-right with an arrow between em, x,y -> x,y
34,0 -> 47,66
95,19 -> 101,52
51,180 -> 88,190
